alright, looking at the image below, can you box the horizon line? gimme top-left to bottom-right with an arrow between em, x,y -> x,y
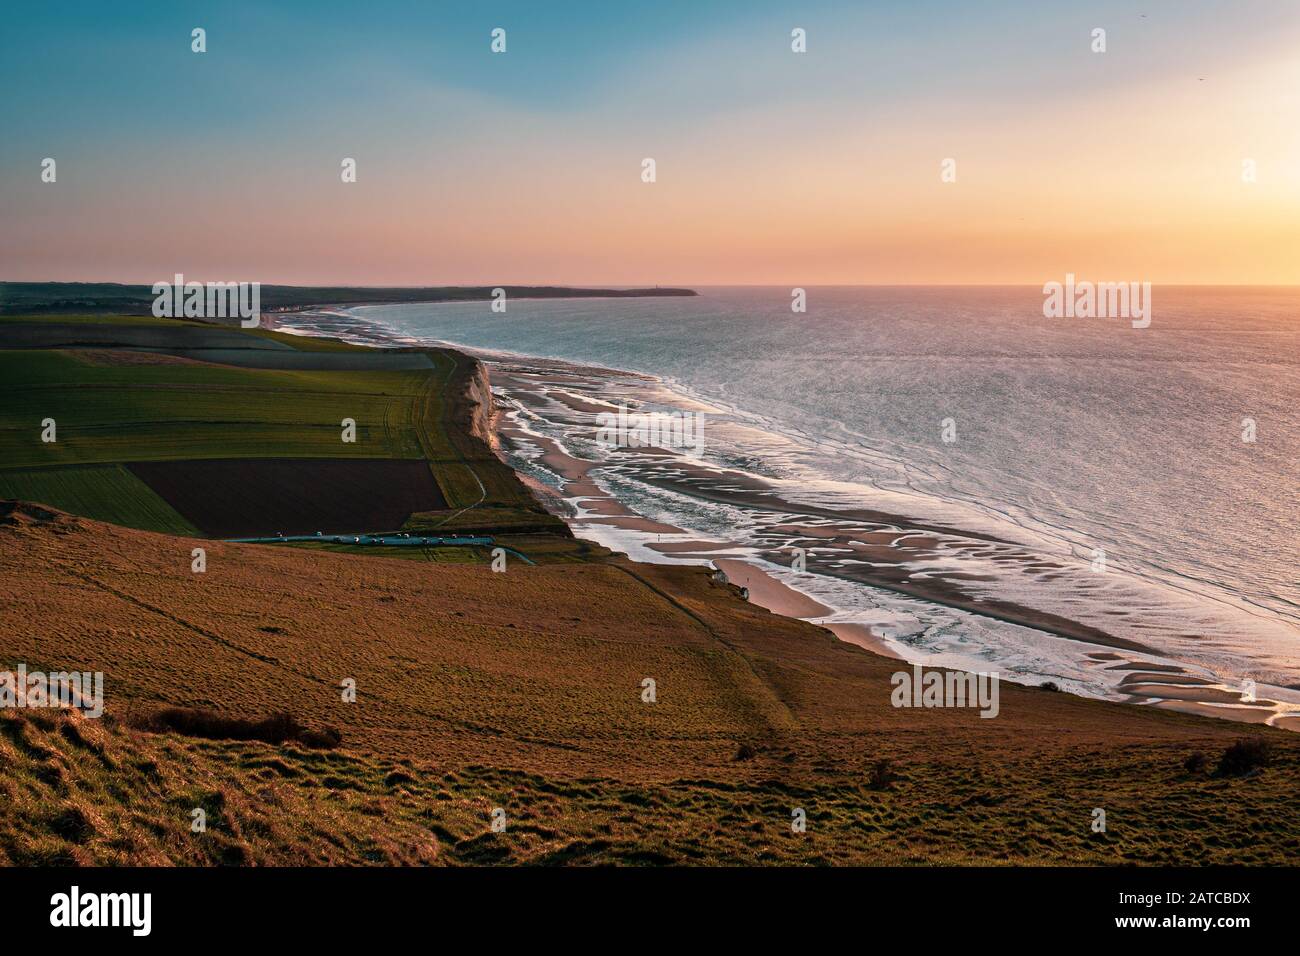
6,280 -> 1300,290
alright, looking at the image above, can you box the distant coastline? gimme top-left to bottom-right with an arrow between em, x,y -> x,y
0,281 -> 697,317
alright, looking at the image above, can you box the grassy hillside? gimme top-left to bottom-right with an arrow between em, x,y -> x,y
1,502 -> 1296,866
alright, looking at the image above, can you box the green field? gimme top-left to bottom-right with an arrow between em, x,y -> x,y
0,464 -> 198,535
0,313 -> 193,326
0,318 -> 567,550
0,350 -> 444,468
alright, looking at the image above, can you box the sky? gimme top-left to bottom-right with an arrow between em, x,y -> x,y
2,0 -> 1298,285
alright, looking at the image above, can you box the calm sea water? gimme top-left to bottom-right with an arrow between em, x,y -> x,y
329,287 -> 1298,687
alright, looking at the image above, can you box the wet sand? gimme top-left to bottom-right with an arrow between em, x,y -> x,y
712,558 -> 834,618
823,622 -> 904,659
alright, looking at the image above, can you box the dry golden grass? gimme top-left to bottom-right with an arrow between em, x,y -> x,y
1,502 -> 1298,865
3,706 -> 1296,866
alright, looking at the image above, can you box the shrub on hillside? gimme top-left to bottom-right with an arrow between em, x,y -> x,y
131,708 -> 341,749
867,758 -> 897,791
1215,738 -> 1271,778
1183,751 -> 1208,774
298,725 -> 343,749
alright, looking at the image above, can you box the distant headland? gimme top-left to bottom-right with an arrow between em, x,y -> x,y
0,281 -> 698,316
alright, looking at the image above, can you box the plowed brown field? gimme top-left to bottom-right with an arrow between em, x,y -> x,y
128,458 -> 446,536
